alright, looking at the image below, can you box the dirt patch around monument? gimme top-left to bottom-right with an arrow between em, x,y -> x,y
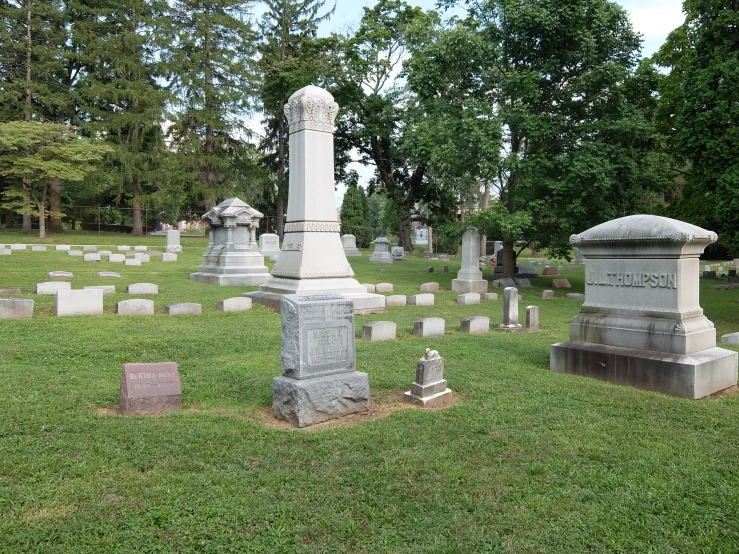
704,385 -> 739,400
256,388 -> 459,432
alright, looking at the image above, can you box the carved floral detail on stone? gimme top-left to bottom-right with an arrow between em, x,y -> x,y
284,96 -> 339,133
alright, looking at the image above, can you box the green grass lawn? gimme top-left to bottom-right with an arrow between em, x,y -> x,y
1,230 -> 739,553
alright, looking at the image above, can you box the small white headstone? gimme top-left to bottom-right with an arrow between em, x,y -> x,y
54,289 -> 103,316
36,281 -> 71,295
126,283 -> 158,294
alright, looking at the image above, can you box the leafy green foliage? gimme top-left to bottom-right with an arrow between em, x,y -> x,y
339,175 -> 372,247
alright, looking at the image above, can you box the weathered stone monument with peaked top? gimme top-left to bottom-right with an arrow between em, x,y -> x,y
452,227 -> 489,294
190,197 -> 270,286
551,214 -> 737,399
249,85 -> 384,313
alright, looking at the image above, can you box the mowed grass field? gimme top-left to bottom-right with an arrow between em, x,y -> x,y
2,230 -> 739,553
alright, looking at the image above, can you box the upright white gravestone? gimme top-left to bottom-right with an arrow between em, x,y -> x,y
452,227 -> 489,294
272,294 -> 370,427
341,234 -> 361,257
165,230 -> 182,253
189,197 -> 270,286
550,214 -> 737,399
259,233 -> 281,259
250,86 -> 384,313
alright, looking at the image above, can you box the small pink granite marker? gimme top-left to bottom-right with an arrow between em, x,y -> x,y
120,362 -> 182,415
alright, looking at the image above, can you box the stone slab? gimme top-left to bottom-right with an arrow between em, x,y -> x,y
124,259 -> 141,266
126,283 -> 158,294
460,316 -> 490,334
483,293 -> 498,301
0,298 -> 33,319
98,250 -> 112,256
272,371 -> 370,427
413,317 -> 445,337
526,306 -> 539,330
217,297 -> 252,312
67,250 -> 83,257
386,295 -> 407,307
120,362 -> 182,414
134,245 -> 147,251
36,281 -> 71,295
31,245 -> 47,251
375,283 -> 393,293
514,278 -> 532,288
165,303 -> 201,315
542,290 -> 555,299
99,272 -> 121,278
567,293 -> 586,301
84,285 -> 115,295
116,299 -> 155,315
420,282 -> 439,292
54,289 -> 104,316
133,253 -> 150,263
721,333 -> 739,345
408,294 -> 434,306
108,254 -> 126,262
457,293 -> 481,305
82,245 -> 97,252
9,244 -> 26,250
550,341 -> 738,399
362,321 -> 396,341
492,278 -> 517,288
552,279 -> 572,288
83,253 -> 101,262
117,246 -> 131,251
362,283 -> 376,293
543,266 -> 558,275
451,279 -> 489,294
48,271 -> 74,281
161,253 -> 177,262
403,388 -> 453,408
0,249 -> 10,255
55,245 -> 71,251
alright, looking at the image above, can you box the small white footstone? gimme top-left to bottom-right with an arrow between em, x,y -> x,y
116,299 -> 154,315
0,299 -> 34,319
161,253 -> 177,262
109,254 -> 126,262
375,283 -> 393,293
48,271 -> 74,281
420,282 -> 439,292
36,281 -> 71,295
165,302 -> 201,315
408,294 -> 434,306
217,297 -> 252,312
82,245 -> 97,252
84,285 -> 115,294
413,317 -> 445,337
362,321 -> 396,341
67,250 -> 83,257
124,259 -> 141,266
721,333 -> 739,345
54,289 -> 103,316
126,283 -> 158,294
457,293 -> 480,305
460,316 -> 490,334
99,272 -> 121,278
386,295 -> 407,307
84,253 -> 101,262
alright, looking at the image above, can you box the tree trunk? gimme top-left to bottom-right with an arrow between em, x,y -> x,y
25,9 -> 31,122
276,197 -> 284,240
49,176 -> 64,233
22,191 -> 32,234
6,212 -> 14,228
37,183 -> 47,240
480,180 -> 490,255
502,240 -> 516,278
398,206 -> 413,251
427,226 -> 433,254
131,178 -> 144,236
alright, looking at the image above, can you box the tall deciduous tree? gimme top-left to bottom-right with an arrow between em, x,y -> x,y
410,0 -> 669,276
334,0 -> 440,251
165,0 -> 258,210
339,172 -> 372,247
0,122 -> 110,238
675,0 -> 739,255
258,0 -> 334,239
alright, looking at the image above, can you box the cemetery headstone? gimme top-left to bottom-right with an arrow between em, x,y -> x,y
721,333 -> 739,345
36,282 -> 71,295
55,245 -> 70,251
48,271 -> 74,281
217,297 -> 252,312
492,278 -> 517,288
272,294 -> 370,427
452,227 -> 489,294
457,293 -> 481,305
117,246 -> 131,251
442,265 -> 449,272
420,282 -> 439,292
10,244 -> 26,250
0,248 -> 10,255
552,279 -> 572,288
0,299 -> 33,319
414,317 -> 445,337
116,299 -> 155,315
408,294 -> 434,306
403,349 -> 453,408
126,283 -> 158,294
120,362 -> 182,414
391,246 -> 404,261
341,234 -> 362,257
31,245 -> 47,251
165,230 -> 182,253
526,306 -> 539,330
369,237 -> 393,264
84,285 -> 115,294
514,278 -> 532,288
67,250 -> 83,257
133,246 -> 147,252
460,316 -> 490,335
133,253 -> 150,263
99,272 -> 121,278
252,86 -> 384,313
83,245 -> 97,252
543,266 -> 558,275
0,288 -> 21,295
375,283 -> 393,293
551,214 -> 738,398
259,233 -> 281,258
108,254 -> 125,262
386,295 -> 407,307
362,321 -> 397,342
362,283 -> 376,293
483,293 -> 498,301
165,303 -> 202,315
190,197 -> 270,286
54,289 -> 103,316
428,266 -> 434,273
161,253 -> 177,262
124,259 -> 141,266
566,293 -> 585,301
84,253 -> 101,262
499,287 -> 522,331
542,290 -> 555,299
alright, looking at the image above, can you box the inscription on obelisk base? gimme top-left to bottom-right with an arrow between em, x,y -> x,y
272,294 -> 370,427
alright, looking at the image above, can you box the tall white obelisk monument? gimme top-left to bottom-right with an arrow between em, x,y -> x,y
254,86 -> 384,313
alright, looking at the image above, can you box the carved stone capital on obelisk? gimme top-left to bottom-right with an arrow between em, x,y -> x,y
283,87 -> 339,134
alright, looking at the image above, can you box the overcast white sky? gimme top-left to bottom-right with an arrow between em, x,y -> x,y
255,0 -> 688,207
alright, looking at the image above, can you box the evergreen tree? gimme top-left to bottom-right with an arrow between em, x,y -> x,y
77,0 -> 170,236
339,173 -> 372,247
164,0 -> 258,210
258,0 -> 334,239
